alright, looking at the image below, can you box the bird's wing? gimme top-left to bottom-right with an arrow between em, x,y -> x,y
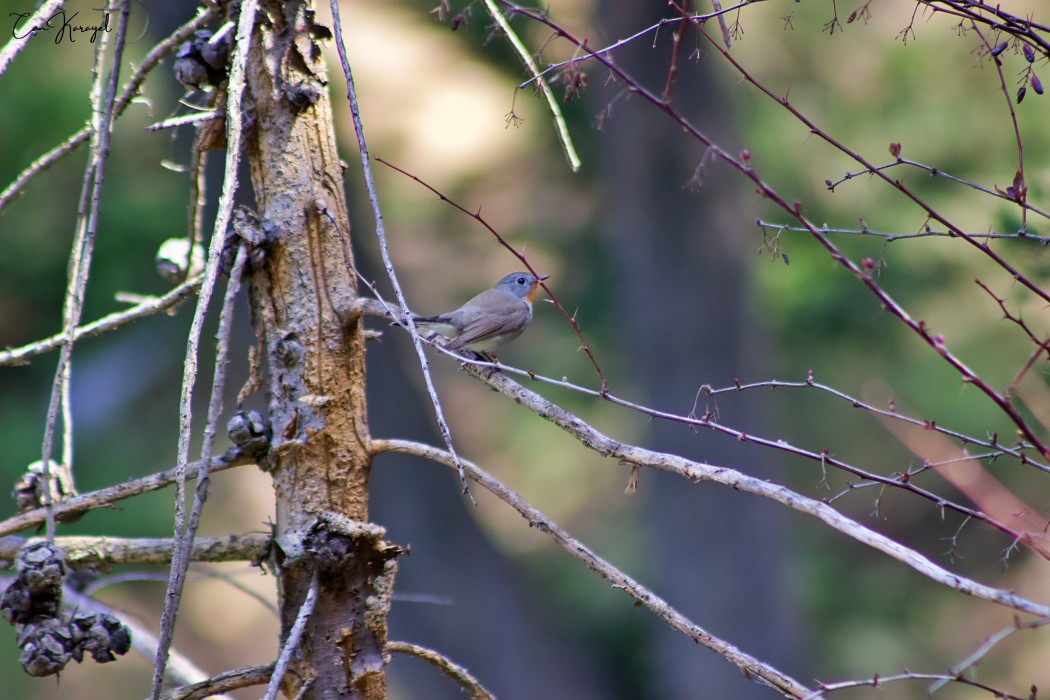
447,305 -> 530,349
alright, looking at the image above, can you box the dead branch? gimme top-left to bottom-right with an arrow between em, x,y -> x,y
0,534 -> 270,568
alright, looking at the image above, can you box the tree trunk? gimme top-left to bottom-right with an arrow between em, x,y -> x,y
243,2 -> 395,697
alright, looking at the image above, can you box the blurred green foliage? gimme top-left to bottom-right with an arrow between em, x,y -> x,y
3,1 -> 1050,698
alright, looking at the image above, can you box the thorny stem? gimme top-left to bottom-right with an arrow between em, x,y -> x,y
374,156 -> 608,392
969,22 -> 1027,232
330,0 -> 475,498
825,157 -> 1050,223
365,298 -> 1045,554
915,1 -> 1050,56
757,219 -> 1050,244
498,3 -> 1050,459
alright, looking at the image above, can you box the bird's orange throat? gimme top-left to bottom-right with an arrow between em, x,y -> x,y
525,281 -> 542,305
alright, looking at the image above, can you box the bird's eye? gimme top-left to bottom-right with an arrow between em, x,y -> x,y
516,277 -> 527,285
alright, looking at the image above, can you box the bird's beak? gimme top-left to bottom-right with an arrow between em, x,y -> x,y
538,275 -> 550,282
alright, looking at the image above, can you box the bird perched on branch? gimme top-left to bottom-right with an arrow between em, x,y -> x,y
412,271 -> 549,356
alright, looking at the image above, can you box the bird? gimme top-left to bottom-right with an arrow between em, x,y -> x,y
412,271 -> 549,356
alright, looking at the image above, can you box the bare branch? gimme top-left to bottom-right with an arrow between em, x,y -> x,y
145,111 -> 224,132
0,6 -> 217,213
0,450 -> 253,538
0,534 -> 269,568
153,2 -> 259,695
263,572 -> 319,700
516,1 -> 765,90
480,0 -> 581,171
159,664 -> 275,700
329,0 -> 474,499
38,0 -> 133,546
756,219 -> 1050,244
458,368 -> 1050,619
806,670 -> 1029,700
0,0 -> 65,77
387,641 -> 495,700
700,375 -> 1049,473
0,276 -> 202,367
165,243 -> 249,607
372,438 -> 812,698
930,616 -> 1050,694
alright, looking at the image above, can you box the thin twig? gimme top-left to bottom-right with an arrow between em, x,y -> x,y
516,1 -> 764,90
0,0 -> 65,77
263,572 -> 319,700
160,664 -> 275,700
699,375 -> 1049,473
974,279 -> 1050,395
480,0 -> 581,171
456,366 -> 1050,619
373,438 -> 813,698
374,156 -> 608,391
0,6 -> 217,213
387,641 -> 495,700
756,219 -> 1050,244
0,450 -> 253,538
329,0 -> 474,499
146,111 -> 224,132
913,1 -> 1050,48
184,563 -> 280,615
39,0 -> 131,546
157,244 -> 248,689
826,157 -> 1050,221
805,671 -> 1028,700
77,566 -> 278,618
354,295 -> 1044,540
151,3 -> 258,697
928,616 -> 1050,694
0,276 -> 202,366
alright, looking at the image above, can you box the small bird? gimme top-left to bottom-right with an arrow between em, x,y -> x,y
413,271 -> 549,355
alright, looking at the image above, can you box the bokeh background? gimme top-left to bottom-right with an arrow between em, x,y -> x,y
2,0 -> 1050,698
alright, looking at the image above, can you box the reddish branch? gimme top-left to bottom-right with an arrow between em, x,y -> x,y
374,156 -> 608,391
498,2 -> 1050,460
